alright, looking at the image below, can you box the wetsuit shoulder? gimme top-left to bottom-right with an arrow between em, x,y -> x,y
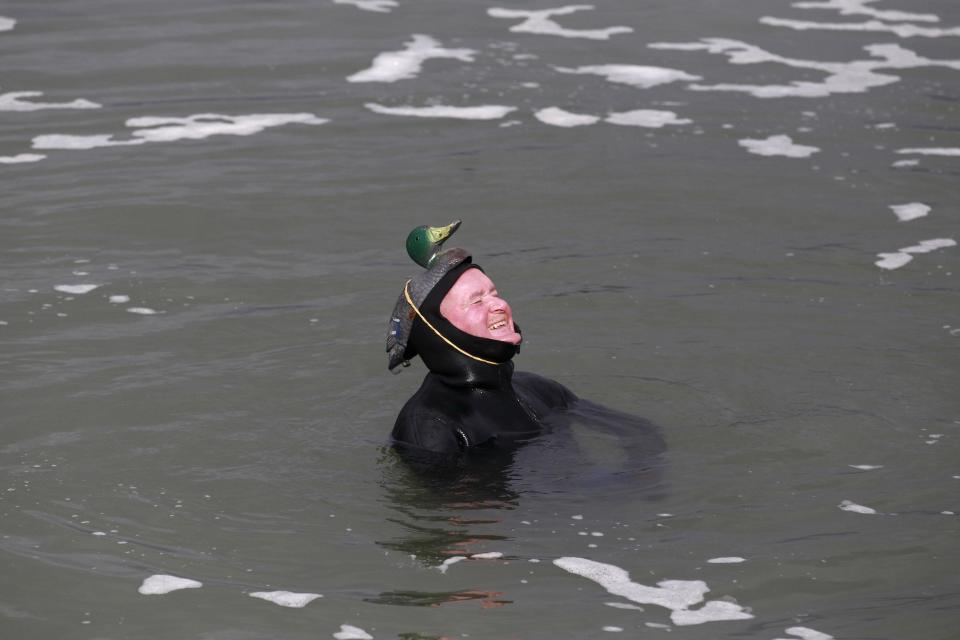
512,370 -> 578,413
391,397 -> 462,454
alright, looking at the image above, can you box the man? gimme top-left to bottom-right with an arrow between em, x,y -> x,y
386,221 -> 577,455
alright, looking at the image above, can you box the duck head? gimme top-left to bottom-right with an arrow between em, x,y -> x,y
406,220 -> 462,268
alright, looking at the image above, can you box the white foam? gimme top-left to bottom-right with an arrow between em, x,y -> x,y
892,159 -> 919,167
54,284 -> 100,295
606,109 -> 691,128
739,134 -> 819,157
127,307 -> 158,315
249,591 -> 322,608
0,16 -> 15,32
890,202 -> 930,221
839,500 -> 877,514
707,557 -> 746,564
849,464 -> 883,470
874,252 -> 913,270
781,626 -> 835,640
348,34 -> 476,83
334,625 -> 374,640
791,0 -> 939,23
333,0 -> 397,13
33,134 -> 145,150
0,91 -> 100,112
605,602 -> 644,610
875,238 -> 956,270
0,153 -> 45,164
438,556 -> 466,573
109,295 -> 130,304
649,39 -> 960,98
896,147 -> 960,156
365,103 -> 515,120
488,6 -> 633,40
129,113 -> 328,142
556,64 -> 701,88
534,107 -> 599,127
138,574 -> 202,595
33,113 -> 327,150
554,557 -> 752,626
672,600 -> 755,626
603,627 -> 623,632
760,16 -> 960,38
471,551 -> 504,560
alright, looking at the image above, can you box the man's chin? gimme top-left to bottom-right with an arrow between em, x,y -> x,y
492,331 -> 522,345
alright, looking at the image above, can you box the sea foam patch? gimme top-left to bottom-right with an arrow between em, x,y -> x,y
777,625 -> 835,640
649,39 -> 960,98
875,238 -> 956,270
348,34 -> 476,83
366,103 -> 515,119
33,134 -> 143,150
54,284 -> 100,294
890,202 -> 930,221
488,6 -> 633,40
738,134 -> 819,157
896,147 -> 960,156
249,590 -> 322,608
554,557 -> 753,626
334,625 -> 374,640
839,500 -> 877,514
791,0 -> 939,23
333,0 -> 398,13
534,107 -> 599,127
439,556 -> 467,573
555,64 -> 701,88
0,16 -> 14,31
33,113 -> 327,151
606,109 -> 691,128
0,91 -> 100,112
760,16 -> 960,39
707,557 -> 746,564
0,153 -> 45,164
138,574 -> 202,595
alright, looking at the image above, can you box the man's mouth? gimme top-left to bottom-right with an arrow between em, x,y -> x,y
489,318 -> 508,331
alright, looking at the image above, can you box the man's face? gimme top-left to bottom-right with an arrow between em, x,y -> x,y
440,268 -> 522,345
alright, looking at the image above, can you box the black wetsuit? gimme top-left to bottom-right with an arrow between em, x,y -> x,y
393,359 -> 577,453
390,262 -> 664,471
391,261 -> 579,455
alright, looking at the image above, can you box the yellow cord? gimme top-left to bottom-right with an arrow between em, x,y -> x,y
403,279 -> 502,366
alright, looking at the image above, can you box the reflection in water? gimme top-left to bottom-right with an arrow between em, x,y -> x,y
365,589 -> 511,608
374,399 -> 667,609
377,446 -> 520,566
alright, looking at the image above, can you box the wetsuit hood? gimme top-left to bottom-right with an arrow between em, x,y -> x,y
407,261 -> 521,387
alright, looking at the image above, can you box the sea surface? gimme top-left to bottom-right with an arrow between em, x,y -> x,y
2,1 -> 958,639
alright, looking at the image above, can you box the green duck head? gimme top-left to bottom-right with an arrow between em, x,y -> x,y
405,220 -> 462,268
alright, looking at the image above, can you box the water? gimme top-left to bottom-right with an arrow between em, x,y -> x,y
2,0 -> 958,638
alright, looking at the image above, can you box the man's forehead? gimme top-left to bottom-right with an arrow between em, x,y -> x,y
445,268 -> 494,300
